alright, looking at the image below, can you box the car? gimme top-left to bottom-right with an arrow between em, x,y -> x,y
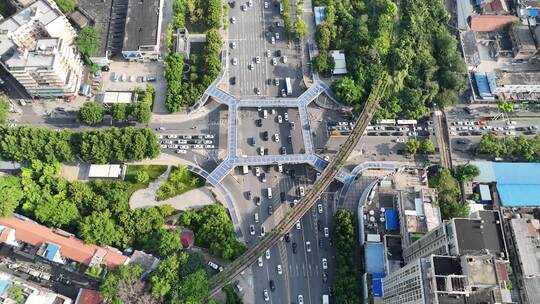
282,55 -> 287,63
271,37 -> 275,44
277,115 -> 283,123
525,130 -> 537,135
504,131 -> 516,135
281,89 -> 287,97
280,146 -> 287,155
255,167 -> 261,176
284,233 -> 290,242
506,120 -> 517,125
318,238 -> 323,248
287,135 -> 292,144
263,289 -> 269,301
229,0 -> 236,7
275,33 -> 280,39
256,119 -> 262,127
167,144 -> 179,149
276,50 -> 282,57
254,196 -> 261,205
299,186 -> 305,197
245,191 -> 252,200
231,58 -> 238,65
317,220 -> 322,231
296,220 -> 301,230
176,149 -> 187,154
298,295 -> 304,304
306,241 -> 311,252
250,225 -> 255,235
160,144 -> 167,149
259,146 -> 265,156
269,280 -> 275,291
322,272 -> 328,282
271,58 -> 277,65
277,265 -> 283,275
322,258 -> 328,269
241,4 -> 246,10
268,205 -> 273,215
323,227 -> 329,237
274,133 -> 280,142
292,242 -> 297,253
264,1 -> 269,8
179,145 -> 190,149
230,17 -> 236,23
261,173 -> 267,182
208,261 -> 222,271
278,164 -> 283,172
284,113 -> 289,121
255,87 -> 261,95
262,131 -> 269,141
146,76 -> 157,82
230,77 -> 236,85
230,41 -> 236,49
266,49 -> 271,57
248,64 -> 254,70
318,203 -> 323,214
248,0 -> 253,6
260,225 -> 266,236
265,249 -> 271,260
529,126 -> 539,130
254,56 -> 261,64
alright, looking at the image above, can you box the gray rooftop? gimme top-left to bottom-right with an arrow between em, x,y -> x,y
122,0 -> 161,51
510,218 -> 540,276
454,211 -> 505,256
524,277 -> 540,304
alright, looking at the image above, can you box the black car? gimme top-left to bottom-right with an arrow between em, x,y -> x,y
245,191 -> 252,200
380,132 -> 390,136
292,242 -> 297,253
456,139 -> 471,145
230,77 -> 236,85
262,131 -> 269,141
287,135 -> 292,144
101,65 -> 110,72
228,0 -> 235,7
284,233 -> 290,242
290,169 -> 296,178
367,132 -> 378,136
329,238 -> 333,247
525,130 -> 537,135
280,146 -> 287,155
276,50 -> 282,57
280,192 -> 286,202
256,119 -> 262,127
322,272 -> 328,282
391,132 -> 403,136
269,280 -> 275,291
317,220 -> 322,231
459,131 -> 471,136
253,196 -> 261,205
268,205 -> 273,215
471,131 -> 482,136
318,239 -> 323,248
265,148 -> 269,155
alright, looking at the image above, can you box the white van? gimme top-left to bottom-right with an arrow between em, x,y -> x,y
254,213 -> 259,223
263,109 -> 268,119
322,294 -> 329,304
267,187 -> 273,199
243,165 -> 249,174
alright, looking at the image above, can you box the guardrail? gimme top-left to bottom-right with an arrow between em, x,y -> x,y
207,73 -> 388,295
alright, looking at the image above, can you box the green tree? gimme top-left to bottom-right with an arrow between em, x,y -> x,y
111,104 -> 128,122
54,0 -> 77,13
478,134 -> 505,157
179,270 -> 209,303
78,102 -> 104,125
79,210 -> 122,246
419,139 -> 435,154
223,284 -> 243,304
0,96 -> 9,124
7,285 -> 24,304
406,138 -> 420,154
316,22 -> 332,51
333,209 -> 360,303
430,168 -> 466,219
76,26 -> 101,58
34,195 -> 80,228
498,100 -> 514,114
294,19 -> 308,39
135,170 -> 150,184
332,77 -> 363,105
0,176 -> 24,217
206,0 -> 222,28
130,102 -> 152,124
101,265 -> 144,304
454,164 -> 480,183
312,52 -> 334,75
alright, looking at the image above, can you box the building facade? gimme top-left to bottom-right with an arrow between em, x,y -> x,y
0,0 -> 83,98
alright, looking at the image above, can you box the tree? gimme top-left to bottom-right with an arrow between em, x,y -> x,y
406,139 -> 420,154
206,0 -> 222,29
430,168 -> 465,219
0,96 -> 9,124
54,0 -> 77,13
0,176 -> 24,217
34,195 -> 80,228
223,284 -> 243,304
478,134 -> 505,157
178,270 -> 209,303
333,209 -> 360,303
454,164 -> 480,183
79,210 -> 122,246
130,102 -> 152,124
316,22 -> 332,51
294,19 -> 308,39
312,52 -> 334,75
7,285 -> 24,304
78,102 -> 104,125
117,278 -> 156,304
101,265 -> 144,304
111,104 -> 128,122
332,77 -> 363,105
498,100 -> 514,114
135,171 -> 150,184
76,26 -> 101,58
419,139 -> 435,154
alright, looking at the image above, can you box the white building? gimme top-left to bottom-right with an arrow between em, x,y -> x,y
487,70 -> 540,98
330,50 -> 347,75
0,0 -> 83,98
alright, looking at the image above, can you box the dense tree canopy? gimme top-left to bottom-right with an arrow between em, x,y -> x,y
478,134 -> 540,161
101,265 -> 146,304
78,102 -> 104,125
430,167 -> 468,219
333,209 -> 360,303
0,176 -> 24,217
76,26 -> 101,58
454,164 -> 480,182
0,96 -> 9,124
54,0 -> 77,13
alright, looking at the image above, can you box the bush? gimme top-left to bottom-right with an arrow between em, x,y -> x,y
430,167 -> 468,219
54,0 -> 77,13
76,26 -> 101,58
0,96 -> 8,124
156,166 -> 205,200
78,102 -> 104,125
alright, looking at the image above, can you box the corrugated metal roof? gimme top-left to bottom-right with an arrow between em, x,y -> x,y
45,243 -> 60,261
475,72 -> 492,97
479,184 -> 492,201
385,209 -> 398,231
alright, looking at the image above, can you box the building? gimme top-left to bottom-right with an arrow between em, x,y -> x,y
382,254 -> 512,304
75,289 -> 103,304
472,161 -> 540,207
330,50 -> 347,75
0,270 -> 72,304
509,25 -> 538,61
87,164 -> 126,179
0,0 -> 83,98
506,218 -> 540,303
173,28 -> 190,57
469,15 -> 518,32
96,91 -> 135,105
487,69 -> 540,99
314,6 -> 326,26
121,0 -> 163,61
0,216 -> 129,269
403,210 -> 507,264
475,0 -> 509,14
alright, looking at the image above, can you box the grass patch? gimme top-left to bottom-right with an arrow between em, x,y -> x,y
125,165 -> 168,197
156,165 -> 205,201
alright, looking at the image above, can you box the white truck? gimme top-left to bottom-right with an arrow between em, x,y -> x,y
322,295 -> 329,304
285,77 -> 292,96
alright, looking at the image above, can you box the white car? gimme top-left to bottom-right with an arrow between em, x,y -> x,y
230,41 -> 237,49
260,225 -> 266,236
282,55 -> 287,63
296,220 -> 301,230
275,33 -> 280,39
284,113 -> 289,121
248,0 -> 253,7
298,295 -> 304,304
167,134 -> 178,139
255,167 -> 261,177
194,144 -> 204,149
258,256 -> 264,267
248,64 -> 254,70
322,258 -> 328,269
167,144 -> 179,149
160,144 -> 167,149
230,17 -> 236,24
506,120 -> 517,125
204,140 -> 213,144
176,149 -> 187,154
250,225 -> 256,235
178,139 -> 187,144
265,249 -> 271,260
232,58 -> 238,65
204,145 -> 215,149
277,264 -> 283,275
208,261 -> 222,271
264,1 -> 268,8
205,134 -> 215,139
318,203 -> 323,214
241,4 -> 247,10
277,115 -> 283,123
504,131 -> 516,135
324,227 -> 329,237
179,145 -> 189,149
263,289 -> 269,301
299,186 -> 305,197
274,133 -> 280,142
266,50 -> 271,57
272,58 -> 277,65
271,37 -> 275,44
278,164 -> 283,172
259,147 -> 265,156
255,56 -> 261,64
305,241 -> 311,252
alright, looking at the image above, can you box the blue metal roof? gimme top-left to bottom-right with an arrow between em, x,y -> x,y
372,273 -> 385,297
474,72 -> 492,97
314,7 -> 326,25
45,243 -> 60,261
0,280 -> 10,296
530,9 -> 539,17
385,209 -> 398,230
365,242 -> 385,274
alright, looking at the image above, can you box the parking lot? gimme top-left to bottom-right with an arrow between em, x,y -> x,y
237,107 -> 304,156
228,0 -> 304,97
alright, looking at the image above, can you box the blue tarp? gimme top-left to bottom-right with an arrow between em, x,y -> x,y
474,72 -> 492,97
385,209 -> 398,230
365,243 -> 385,274
314,7 -> 326,25
0,280 -> 10,296
372,273 -> 385,297
45,243 -> 60,261
530,9 -> 539,17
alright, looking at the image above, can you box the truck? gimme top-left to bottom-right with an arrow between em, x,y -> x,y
285,77 -> 292,95
267,187 -> 273,199
322,295 -> 329,304
243,165 -> 249,174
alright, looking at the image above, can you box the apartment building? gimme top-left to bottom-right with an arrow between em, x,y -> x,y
0,0 -> 83,98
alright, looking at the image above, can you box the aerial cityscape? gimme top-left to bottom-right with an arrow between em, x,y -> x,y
0,0 -> 539,303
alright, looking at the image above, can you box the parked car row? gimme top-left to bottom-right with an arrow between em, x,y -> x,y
111,73 -> 156,82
